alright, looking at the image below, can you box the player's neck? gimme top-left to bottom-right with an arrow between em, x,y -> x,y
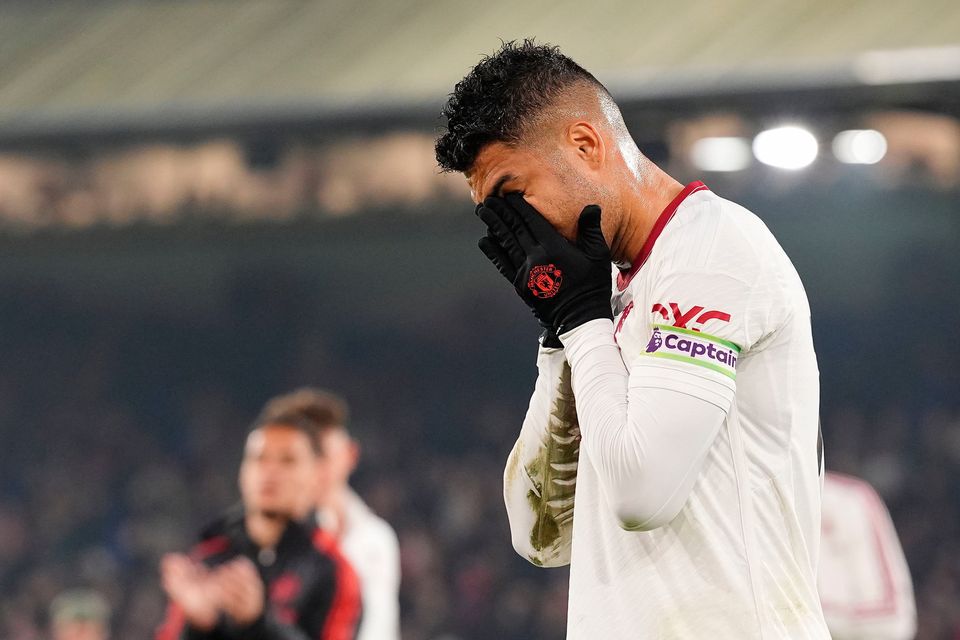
317,486 -> 349,538
246,511 -> 289,549
612,164 -> 684,266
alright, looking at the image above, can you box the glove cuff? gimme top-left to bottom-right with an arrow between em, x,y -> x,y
539,326 -> 564,349
555,301 -> 614,337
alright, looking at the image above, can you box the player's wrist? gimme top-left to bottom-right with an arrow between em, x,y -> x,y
539,325 -> 564,349
558,317 -> 616,349
223,612 -> 268,639
184,609 -> 220,633
554,299 -> 614,337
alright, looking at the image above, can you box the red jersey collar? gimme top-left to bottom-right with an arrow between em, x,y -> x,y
616,181 -> 709,291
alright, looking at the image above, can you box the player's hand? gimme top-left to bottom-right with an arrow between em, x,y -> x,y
477,193 -> 612,337
213,556 -> 265,627
478,223 -> 564,348
160,553 -> 220,631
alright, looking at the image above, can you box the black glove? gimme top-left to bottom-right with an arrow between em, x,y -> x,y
476,193 -> 613,337
476,227 -> 563,348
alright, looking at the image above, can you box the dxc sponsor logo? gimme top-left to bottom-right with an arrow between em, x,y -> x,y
651,302 -> 730,332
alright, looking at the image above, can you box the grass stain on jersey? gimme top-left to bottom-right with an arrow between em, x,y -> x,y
524,361 -> 580,557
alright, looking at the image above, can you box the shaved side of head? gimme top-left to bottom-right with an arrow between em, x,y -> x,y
436,40 -> 611,173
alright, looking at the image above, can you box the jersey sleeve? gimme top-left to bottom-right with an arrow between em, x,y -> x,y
503,344 -> 580,567
355,521 -> 401,640
560,318 -> 727,531
303,532 -> 363,640
225,616 -> 312,640
819,474 -> 917,640
154,603 -> 217,640
557,210 -> 792,531
619,235 -> 788,413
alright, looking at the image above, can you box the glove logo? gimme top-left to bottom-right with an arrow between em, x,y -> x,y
527,264 -> 563,299
645,327 -> 663,352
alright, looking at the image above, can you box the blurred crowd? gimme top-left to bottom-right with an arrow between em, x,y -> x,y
0,268 -> 569,640
0,135 -> 465,231
0,210 -> 958,639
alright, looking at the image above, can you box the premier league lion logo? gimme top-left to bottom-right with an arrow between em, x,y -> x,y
645,327 -> 663,353
527,264 -> 563,299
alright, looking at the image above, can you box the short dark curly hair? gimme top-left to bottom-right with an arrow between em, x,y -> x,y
435,39 -> 607,173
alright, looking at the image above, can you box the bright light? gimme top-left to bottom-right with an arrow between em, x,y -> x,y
752,126 -> 819,170
832,129 -> 887,164
690,137 -> 751,172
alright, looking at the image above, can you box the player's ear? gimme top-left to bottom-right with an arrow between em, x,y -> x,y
347,440 -> 360,475
566,121 -> 605,169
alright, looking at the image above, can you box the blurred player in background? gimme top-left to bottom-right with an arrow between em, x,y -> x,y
259,388 -> 401,640
49,589 -> 110,640
156,405 -> 361,639
436,40 -> 828,638
819,471 -> 916,640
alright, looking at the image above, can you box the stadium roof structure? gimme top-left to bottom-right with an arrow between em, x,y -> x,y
0,0 -> 958,143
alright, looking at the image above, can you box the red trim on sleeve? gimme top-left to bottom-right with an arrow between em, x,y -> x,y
312,529 -> 362,640
616,181 -> 709,291
819,473 -> 899,618
154,602 -> 186,640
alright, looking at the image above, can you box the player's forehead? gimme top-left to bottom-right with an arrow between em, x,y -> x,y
246,424 -> 313,455
466,142 -> 532,204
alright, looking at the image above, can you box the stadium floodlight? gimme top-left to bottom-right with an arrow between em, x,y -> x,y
690,137 -> 752,172
832,129 -> 887,165
752,126 -> 819,170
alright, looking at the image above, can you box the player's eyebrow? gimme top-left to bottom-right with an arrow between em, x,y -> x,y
485,173 -> 516,201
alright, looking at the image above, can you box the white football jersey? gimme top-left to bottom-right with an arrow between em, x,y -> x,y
320,489 -> 401,640
819,472 -> 916,640
504,182 -> 829,639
